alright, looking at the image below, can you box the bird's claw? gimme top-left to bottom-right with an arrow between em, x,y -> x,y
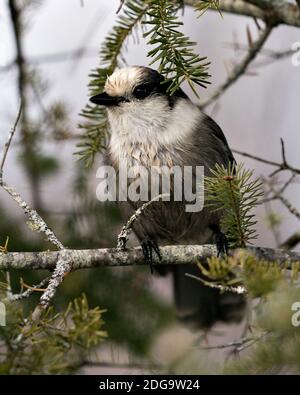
215,231 -> 229,257
141,237 -> 161,274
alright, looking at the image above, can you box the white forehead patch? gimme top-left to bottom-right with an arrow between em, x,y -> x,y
105,67 -> 144,97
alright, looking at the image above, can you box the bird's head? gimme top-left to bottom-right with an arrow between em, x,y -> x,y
90,66 -> 186,115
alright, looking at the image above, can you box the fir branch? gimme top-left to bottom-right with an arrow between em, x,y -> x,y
194,0 -> 221,16
205,163 -> 263,248
77,0 -> 150,165
144,0 -> 211,96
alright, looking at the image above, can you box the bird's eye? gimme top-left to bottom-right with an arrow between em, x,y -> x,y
133,84 -> 153,100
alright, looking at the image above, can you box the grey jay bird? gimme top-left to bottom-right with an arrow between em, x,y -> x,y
90,66 -> 245,328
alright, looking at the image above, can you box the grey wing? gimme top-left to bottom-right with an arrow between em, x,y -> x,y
197,112 -> 236,168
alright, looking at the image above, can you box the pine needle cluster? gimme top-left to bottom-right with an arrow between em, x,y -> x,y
0,293 -> 106,374
144,0 -> 210,95
77,0 -> 150,166
205,162 -> 263,248
194,0 -> 221,16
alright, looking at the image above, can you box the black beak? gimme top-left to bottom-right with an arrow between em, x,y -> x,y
90,92 -> 126,107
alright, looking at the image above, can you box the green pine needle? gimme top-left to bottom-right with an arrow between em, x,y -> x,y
205,163 -> 263,248
77,0 -> 149,166
194,0 -> 222,17
144,0 -> 211,96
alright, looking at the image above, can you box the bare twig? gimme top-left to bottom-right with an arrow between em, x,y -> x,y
1,182 -> 64,250
185,273 -> 247,294
8,0 -> 43,211
0,102 -> 22,180
117,194 -> 169,250
200,335 -> 255,350
264,176 -> 300,221
280,230 -> 300,250
233,141 -> 300,176
275,194 -> 300,221
199,24 -> 273,108
225,42 -> 299,68
0,105 -> 68,328
7,277 -> 50,302
0,47 -> 99,73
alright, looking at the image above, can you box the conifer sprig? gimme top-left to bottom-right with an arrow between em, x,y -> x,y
205,163 -> 263,248
194,0 -> 221,17
77,0 -> 149,166
144,0 -> 211,96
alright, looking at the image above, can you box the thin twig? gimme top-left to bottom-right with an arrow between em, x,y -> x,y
265,178 -> 300,221
7,277 -> 50,302
0,103 -> 69,332
1,182 -> 64,250
185,273 -> 247,294
200,336 -> 254,350
117,193 -> 170,250
233,141 -> 300,176
199,24 -> 273,108
0,47 -> 99,73
0,102 -> 22,182
280,230 -> 300,250
276,194 -> 300,221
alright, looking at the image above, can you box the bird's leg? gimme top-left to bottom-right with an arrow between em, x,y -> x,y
210,224 -> 229,257
141,236 -> 162,274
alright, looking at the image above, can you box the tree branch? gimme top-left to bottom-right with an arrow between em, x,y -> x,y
0,102 -> 22,180
280,230 -> 300,250
184,0 -> 300,28
1,244 -> 300,271
199,23 -> 273,108
233,145 -> 300,176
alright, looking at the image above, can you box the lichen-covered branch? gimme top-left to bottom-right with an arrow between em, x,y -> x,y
1,181 -> 64,250
1,244 -> 300,271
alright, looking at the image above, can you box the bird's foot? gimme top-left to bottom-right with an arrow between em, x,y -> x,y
215,231 -> 229,257
141,237 -> 161,274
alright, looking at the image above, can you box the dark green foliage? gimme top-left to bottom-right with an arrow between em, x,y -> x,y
80,267 -> 175,355
194,0 -> 221,16
169,263 -> 300,374
205,163 -> 263,248
144,0 -> 210,96
0,294 -> 106,374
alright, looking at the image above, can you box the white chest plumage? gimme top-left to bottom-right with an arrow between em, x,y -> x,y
108,97 -> 202,169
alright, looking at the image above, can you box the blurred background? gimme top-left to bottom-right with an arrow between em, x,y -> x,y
0,0 -> 300,374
